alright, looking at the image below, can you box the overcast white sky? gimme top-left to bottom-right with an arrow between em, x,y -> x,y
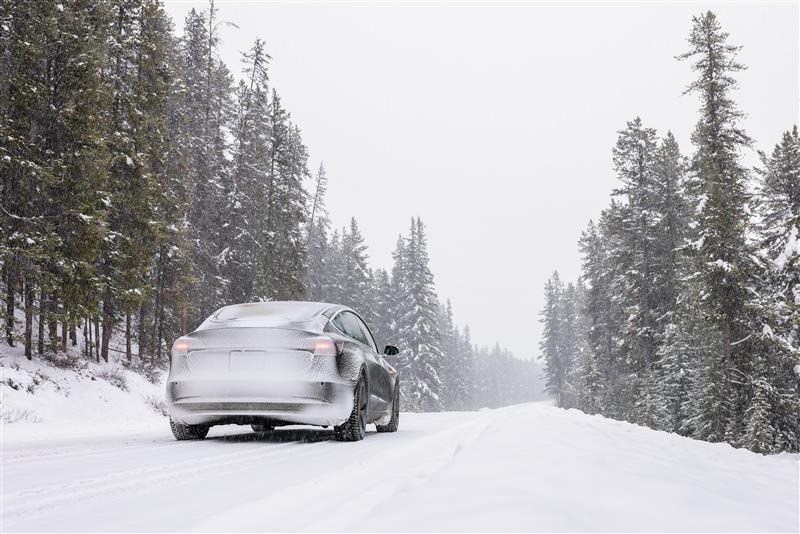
165,0 -> 798,360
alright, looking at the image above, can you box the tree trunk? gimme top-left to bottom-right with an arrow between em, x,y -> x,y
84,316 -> 90,357
153,249 -> 165,364
48,292 -> 58,353
101,315 -> 111,363
37,288 -> 44,355
61,311 -> 68,353
138,303 -> 147,361
24,279 -> 33,360
722,319 -> 732,387
4,261 -> 15,346
94,317 -> 100,362
101,290 -> 112,363
156,296 -> 165,364
125,309 -> 132,362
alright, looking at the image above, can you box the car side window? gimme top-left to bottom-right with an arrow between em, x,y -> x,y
340,312 -> 368,345
353,315 -> 378,353
331,314 -> 348,336
331,312 -> 361,343
331,311 -> 377,352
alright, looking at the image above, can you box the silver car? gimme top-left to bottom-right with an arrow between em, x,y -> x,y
166,301 -> 400,441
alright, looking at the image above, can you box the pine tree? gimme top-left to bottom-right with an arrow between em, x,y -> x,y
147,19 -> 195,358
393,218 -> 444,411
757,127 -> 800,352
746,126 -> 800,452
324,229 -> 344,305
305,163 -> 331,302
20,0 -> 110,359
370,267 -> 393,350
568,278 -> 602,414
539,272 -> 568,406
456,325 -> 476,409
438,300 -> 457,409
1,0 -> 58,356
252,92 -> 308,301
578,218 -> 623,416
448,325 -> 476,410
653,132 -> 691,321
100,0 -> 174,361
181,3 -> 233,321
678,11 -> 762,443
339,218 -> 371,313
132,0 -> 181,361
608,117 -> 660,383
269,123 -> 308,300
226,38 -> 272,304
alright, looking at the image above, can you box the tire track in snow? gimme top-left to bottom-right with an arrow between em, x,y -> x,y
3,435 -> 180,466
2,436 -> 328,521
184,412 -> 495,532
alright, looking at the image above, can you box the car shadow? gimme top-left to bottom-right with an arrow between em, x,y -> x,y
210,427 -> 335,444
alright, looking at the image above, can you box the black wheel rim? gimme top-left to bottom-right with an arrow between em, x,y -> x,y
358,380 -> 367,435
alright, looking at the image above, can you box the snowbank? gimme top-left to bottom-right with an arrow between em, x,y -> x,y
1,342 -> 167,441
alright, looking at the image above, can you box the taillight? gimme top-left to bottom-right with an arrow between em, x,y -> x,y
170,336 -> 203,365
306,337 -> 339,357
173,339 -> 192,353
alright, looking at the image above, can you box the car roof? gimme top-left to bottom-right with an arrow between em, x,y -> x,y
215,301 -> 348,320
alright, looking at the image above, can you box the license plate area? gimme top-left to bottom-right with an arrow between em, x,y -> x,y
230,350 -> 311,377
229,350 -> 267,372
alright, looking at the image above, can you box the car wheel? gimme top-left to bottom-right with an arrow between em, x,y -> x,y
170,418 -> 210,440
376,380 -> 399,433
251,424 -> 275,432
334,375 -> 367,442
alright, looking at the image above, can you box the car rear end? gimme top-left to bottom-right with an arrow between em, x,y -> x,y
166,303 -> 355,428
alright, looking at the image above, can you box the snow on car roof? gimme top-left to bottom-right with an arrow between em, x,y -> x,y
211,301 -> 337,322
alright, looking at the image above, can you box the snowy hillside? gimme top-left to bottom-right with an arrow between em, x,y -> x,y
1,344 -> 167,438
2,386 -> 797,532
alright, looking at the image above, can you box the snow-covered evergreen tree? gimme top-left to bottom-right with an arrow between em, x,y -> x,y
392,218 -> 444,412
226,38 -> 272,304
539,272 -> 570,407
181,3 -> 234,321
747,126 -> 800,452
338,218 -> 372,314
568,279 -> 602,414
438,300 -> 458,409
370,268 -> 394,350
305,163 -> 331,302
678,11 -> 763,443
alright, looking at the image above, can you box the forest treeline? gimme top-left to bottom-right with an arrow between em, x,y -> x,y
0,0 -> 542,411
539,12 -> 799,453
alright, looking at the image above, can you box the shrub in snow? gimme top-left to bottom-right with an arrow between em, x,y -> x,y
145,394 -> 168,417
4,377 -> 23,391
42,351 -> 83,370
121,360 -> 163,385
1,408 -> 41,424
95,367 -> 128,391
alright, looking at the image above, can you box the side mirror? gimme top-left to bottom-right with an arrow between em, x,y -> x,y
383,345 -> 399,356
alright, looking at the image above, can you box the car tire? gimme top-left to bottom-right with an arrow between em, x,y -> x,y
170,418 -> 210,440
376,381 -> 399,433
334,375 -> 367,442
251,424 -> 275,432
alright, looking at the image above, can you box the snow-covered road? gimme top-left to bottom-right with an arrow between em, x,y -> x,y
2,403 -> 797,532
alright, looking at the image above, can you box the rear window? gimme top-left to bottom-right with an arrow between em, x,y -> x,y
211,302 -> 321,323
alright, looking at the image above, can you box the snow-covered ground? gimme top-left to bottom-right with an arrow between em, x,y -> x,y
1,351 -> 798,532
1,395 -> 797,530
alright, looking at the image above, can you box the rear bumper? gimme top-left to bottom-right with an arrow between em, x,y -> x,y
166,379 -> 355,427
